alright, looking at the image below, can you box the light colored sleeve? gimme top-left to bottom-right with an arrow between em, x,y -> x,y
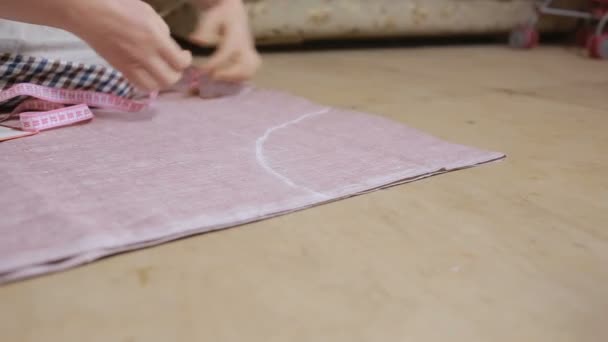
0,19 -> 108,65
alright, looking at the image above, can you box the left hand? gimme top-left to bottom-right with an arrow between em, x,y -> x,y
190,0 -> 261,82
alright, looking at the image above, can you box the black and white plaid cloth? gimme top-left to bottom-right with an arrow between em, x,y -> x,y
0,53 -> 136,109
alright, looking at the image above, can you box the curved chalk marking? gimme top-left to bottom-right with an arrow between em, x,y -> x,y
255,107 -> 331,199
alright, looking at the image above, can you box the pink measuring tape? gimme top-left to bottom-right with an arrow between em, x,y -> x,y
0,83 -> 154,133
0,67 -> 243,137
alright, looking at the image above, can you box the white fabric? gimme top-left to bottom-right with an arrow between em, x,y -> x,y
0,19 -> 106,65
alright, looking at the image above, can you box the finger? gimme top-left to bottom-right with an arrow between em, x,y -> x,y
189,11 -> 222,46
212,64 -> 247,82
145,2 -> 172,36
144,57 -> 183,89
247,51 -> 262,74
213,62 -> 257,82
122,67 -> 161,92
160,39 -> 193,71
159,18 -> 171,36
214,50 -> 262,82
203,43 -> 238,73
212,56 -> 255,82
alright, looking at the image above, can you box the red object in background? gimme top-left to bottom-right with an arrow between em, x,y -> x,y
588,33 -> 608,58
509,0 -> 608,60
591,0 -> 608,18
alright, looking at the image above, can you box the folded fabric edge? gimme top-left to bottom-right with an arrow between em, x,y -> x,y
0,153 -> 505,285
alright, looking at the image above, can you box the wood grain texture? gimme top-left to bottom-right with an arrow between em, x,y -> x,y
1,46 -> 607,342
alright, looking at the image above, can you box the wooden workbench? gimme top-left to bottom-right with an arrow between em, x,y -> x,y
1,46 -> 606,342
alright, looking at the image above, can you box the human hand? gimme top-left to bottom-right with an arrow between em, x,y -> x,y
63,0 -> 193,92
189,0 -> 261,82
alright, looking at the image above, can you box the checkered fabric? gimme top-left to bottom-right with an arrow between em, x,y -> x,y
0,53 -> 136,109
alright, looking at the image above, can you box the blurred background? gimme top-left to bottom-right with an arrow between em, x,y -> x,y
242,0 -> 583,45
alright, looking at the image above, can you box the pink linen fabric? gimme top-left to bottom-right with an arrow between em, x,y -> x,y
0,89 -> 504,283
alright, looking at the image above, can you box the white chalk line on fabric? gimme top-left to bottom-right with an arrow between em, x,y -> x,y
255,107 -> 331,199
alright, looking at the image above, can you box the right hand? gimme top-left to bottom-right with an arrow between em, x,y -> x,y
189,0 -> 261,82
61,0 -> 192,92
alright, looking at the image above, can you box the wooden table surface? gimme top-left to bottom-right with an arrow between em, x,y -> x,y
1,46 -> 607,342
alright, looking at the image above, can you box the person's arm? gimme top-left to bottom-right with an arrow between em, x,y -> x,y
0,0 -> 71,27
0,0 -> 192,92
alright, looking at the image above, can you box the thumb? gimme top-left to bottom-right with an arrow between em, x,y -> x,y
188,10 -> 222,46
